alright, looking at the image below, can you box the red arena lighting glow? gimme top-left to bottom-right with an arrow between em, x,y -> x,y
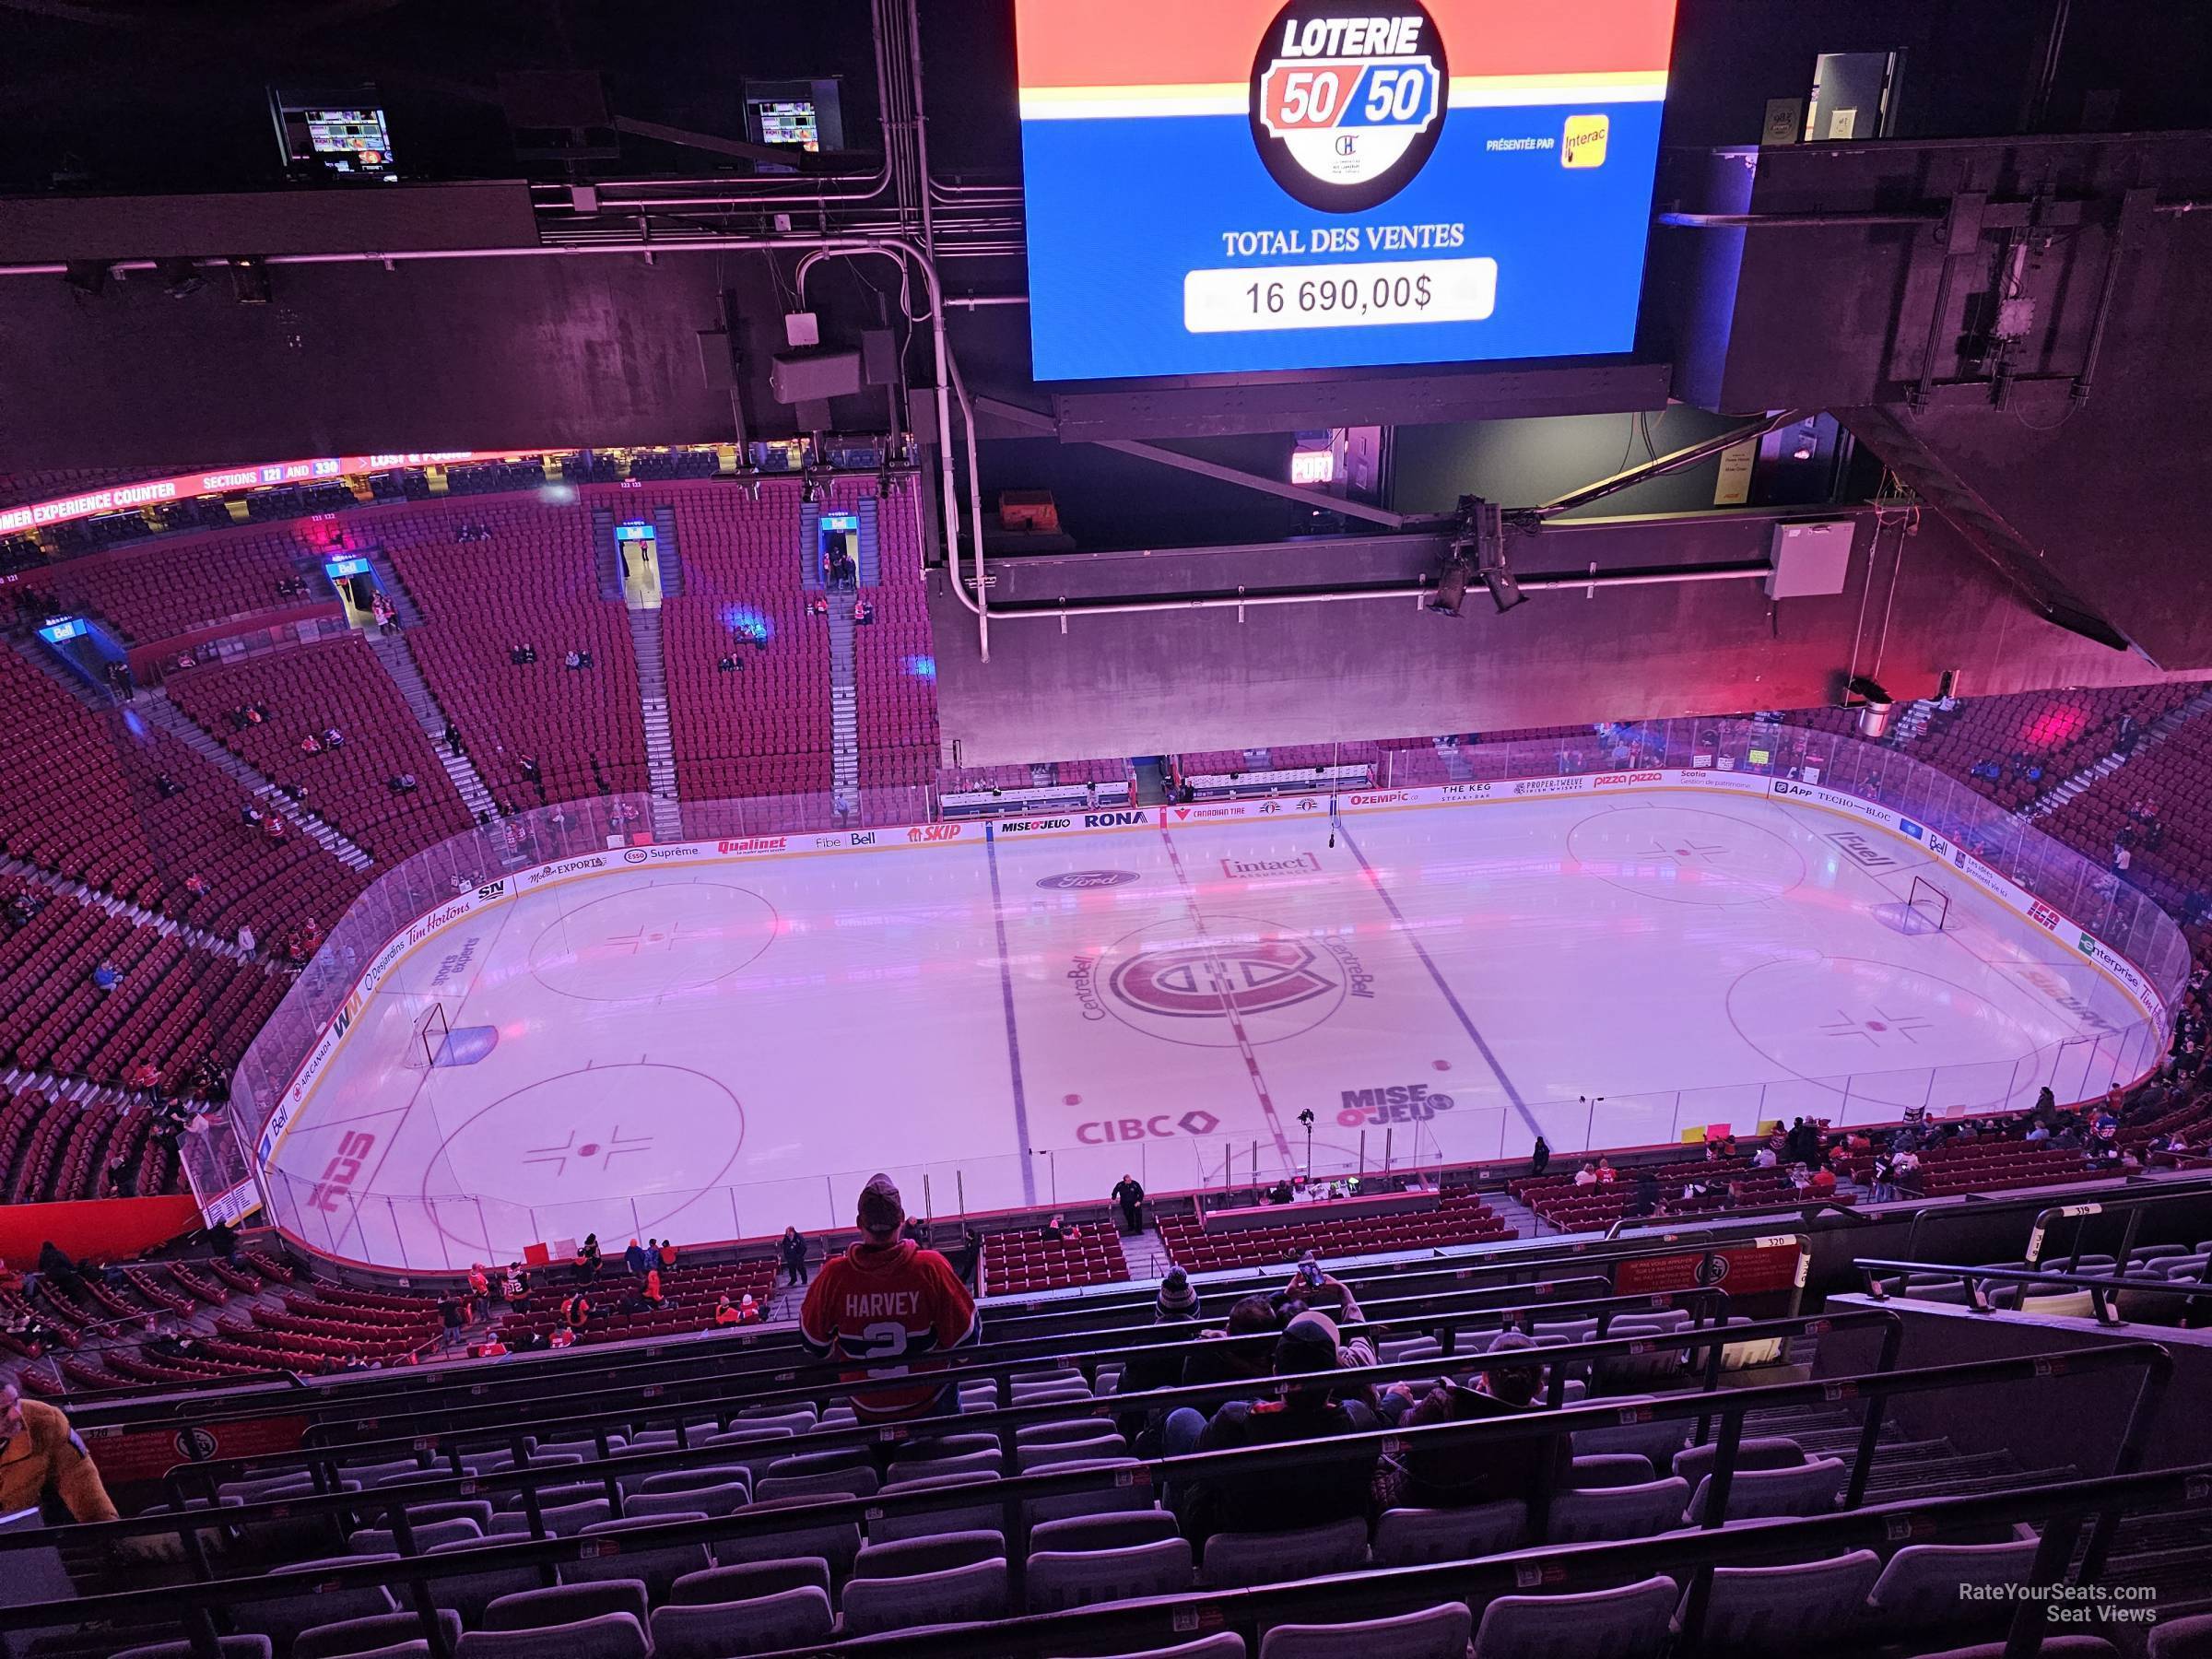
0,450 -> 545,535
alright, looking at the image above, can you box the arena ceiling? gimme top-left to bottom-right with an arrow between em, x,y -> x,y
2,0 -> 2209,756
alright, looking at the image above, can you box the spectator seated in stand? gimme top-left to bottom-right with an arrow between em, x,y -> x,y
1169,1311 -> 1379,1548
1375,1333 -> 1571,1510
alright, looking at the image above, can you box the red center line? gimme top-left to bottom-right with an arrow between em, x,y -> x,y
1158,825 -> 1296,1175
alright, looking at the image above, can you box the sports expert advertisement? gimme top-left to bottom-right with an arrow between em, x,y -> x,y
1015,0 -> 1677,381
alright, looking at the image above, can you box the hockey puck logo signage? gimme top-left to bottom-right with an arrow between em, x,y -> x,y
1253,1 -> 1446,212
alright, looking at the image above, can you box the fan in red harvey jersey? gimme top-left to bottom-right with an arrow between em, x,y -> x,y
797,1172 -> 981,1420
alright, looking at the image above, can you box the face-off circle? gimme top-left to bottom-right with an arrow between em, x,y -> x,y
1100,913 -> 1349,1048
1250,0 -> 1448,213
428,1061 -> 746,1241
526,879 -> 778,1002
1568,806 -> 1807,907
1725,955 -> 2044,1111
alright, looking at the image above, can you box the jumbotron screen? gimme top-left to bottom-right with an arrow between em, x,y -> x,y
1014,0 -> 1677,381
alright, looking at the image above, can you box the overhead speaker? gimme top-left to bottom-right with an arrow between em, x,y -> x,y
769,348 -> 863,406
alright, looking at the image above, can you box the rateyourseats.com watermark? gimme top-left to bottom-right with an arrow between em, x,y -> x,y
1963,1583 -> 2159,1627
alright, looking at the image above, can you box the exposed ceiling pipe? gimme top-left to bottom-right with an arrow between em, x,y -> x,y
0,234 -> 926,280
973,562 -> 1772,624
789,240 -> 982,666
904,0 -> 937,256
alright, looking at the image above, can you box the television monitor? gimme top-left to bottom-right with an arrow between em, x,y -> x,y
270,85 -> 397,181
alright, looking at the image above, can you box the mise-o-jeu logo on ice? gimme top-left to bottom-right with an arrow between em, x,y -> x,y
1252,0 -> 1446,212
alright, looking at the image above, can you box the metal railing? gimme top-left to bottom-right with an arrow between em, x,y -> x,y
63,1230 -> 1802,1440
1859,1253 -> 2212,1324
0,1338 -> 2172,1659
178,1284 -> 1747,1503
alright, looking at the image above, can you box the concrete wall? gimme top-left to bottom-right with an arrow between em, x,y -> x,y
930,507 -> 2198,764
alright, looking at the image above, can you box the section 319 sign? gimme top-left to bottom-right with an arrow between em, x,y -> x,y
1014,0 -> 1677,381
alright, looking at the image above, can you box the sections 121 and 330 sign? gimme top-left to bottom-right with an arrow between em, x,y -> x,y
1014,0 -> 1677,381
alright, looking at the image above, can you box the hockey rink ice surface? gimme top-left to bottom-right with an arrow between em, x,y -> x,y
266,791 -> 2159,1270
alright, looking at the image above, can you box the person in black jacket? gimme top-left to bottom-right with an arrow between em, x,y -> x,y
1112,1173 -> 1146,1234
1171,1311 -> 1378,1546
1114,1266 -> 1201,1442
778,1226 -> 809,1287
1375,1332 -> 1571,1509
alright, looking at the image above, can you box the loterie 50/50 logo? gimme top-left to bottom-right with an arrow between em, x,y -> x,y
1252,0 -> 1446,213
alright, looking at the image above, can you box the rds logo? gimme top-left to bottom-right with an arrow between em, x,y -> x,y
1252,0 -> 1446,212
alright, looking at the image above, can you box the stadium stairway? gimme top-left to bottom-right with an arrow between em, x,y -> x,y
2102,1501 -> 2212,1623
8,632 -> 113,711
828,605 -> 860,814
1119,1225 -> 1178,1282
1484,1187 -> 1544,1239
136,688 -> 374,872
352,612 -> 500,826
2031,682 -> 2212,818
1747,1392 -> 2082,1507
652,505 -> 686,597
854,494 -> 881,587
0,850 -> 258,965
624,606 -> 685,842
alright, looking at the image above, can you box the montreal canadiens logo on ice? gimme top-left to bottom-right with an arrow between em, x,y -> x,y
1251,0 -> 1447,212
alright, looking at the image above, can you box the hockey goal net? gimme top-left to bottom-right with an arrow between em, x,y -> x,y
1906,875 -> 1951,935
402,1001 -> 452,1070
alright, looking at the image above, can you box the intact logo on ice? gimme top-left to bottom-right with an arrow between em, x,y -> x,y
1251,0 -> 1447,213
1222,852 -> 1323,878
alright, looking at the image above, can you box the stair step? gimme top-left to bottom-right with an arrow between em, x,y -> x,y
133,688 -> 380,868
0,852 -> 260,964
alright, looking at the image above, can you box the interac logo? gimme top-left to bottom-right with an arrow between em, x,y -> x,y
1562,113 -> 1609,169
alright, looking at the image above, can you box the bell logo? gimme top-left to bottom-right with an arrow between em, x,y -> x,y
1562,113 -> 1609,169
